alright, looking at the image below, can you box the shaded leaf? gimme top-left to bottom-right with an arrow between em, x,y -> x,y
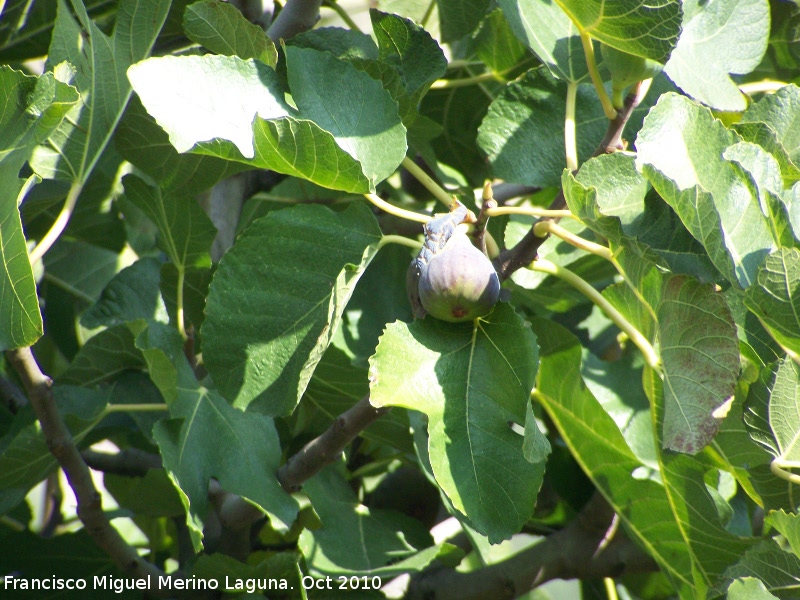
81,257 -> 169,328
712,539 -> 800,598
122,174 -> 216,269
58,324 -> 145,387
370,303 -> 543,543
299,464 -> 462,576
436,0 -> 490,43
184,0 -> 277,66
0,386 -> 108,514
202,203 -> 382,415
478,69 -> 607,187
138,322 -> 299,550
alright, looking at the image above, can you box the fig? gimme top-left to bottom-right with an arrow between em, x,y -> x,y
601,44 -> 664,108
417,229 -> 500,322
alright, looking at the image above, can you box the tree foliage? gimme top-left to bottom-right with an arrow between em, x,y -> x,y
1,0 -> 800,598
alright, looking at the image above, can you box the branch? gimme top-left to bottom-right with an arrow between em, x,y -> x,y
81,448 -> 163,477
267,0 -> 323,43
278,394 -> 390,492
403,493 -> 657,600
493,84 -> 646,282
5,348 -> 172,592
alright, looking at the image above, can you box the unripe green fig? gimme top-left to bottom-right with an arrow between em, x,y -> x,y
601,44 -> 663,107
417,229 -> 500,323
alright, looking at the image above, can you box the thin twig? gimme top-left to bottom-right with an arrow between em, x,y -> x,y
278,395 -> 390,492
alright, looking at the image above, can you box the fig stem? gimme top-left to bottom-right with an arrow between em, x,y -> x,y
363,193 -> 431,223
402,156 -> 453,208
565,82 -> 578,172
379,234 -> 423,251
430,71 -> 500,89
533,221 -> 612,261
30,179 -> 83,264
739,80 -> 789,95
580,31 -> 617,121
532,258 -> 660,370
770,459 -> 800,485
486,206 -> 574,219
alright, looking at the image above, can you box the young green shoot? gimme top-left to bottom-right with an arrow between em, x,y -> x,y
532,258 -> 660,370
363,193 -> 432,223
580,31 -> 617,121
485,206 -> 575,219
533,220 -> 612,261
29,180 -> 83,264
565,81 -> 579,172
401,156 -> 454,208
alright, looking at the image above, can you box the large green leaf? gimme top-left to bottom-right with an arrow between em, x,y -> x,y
555,0 -> 681,62
0,67 -> 78,350
202,203 -> 382,415
81,257 -> 169,328
115,96 -> 251,196
299,464 -> 462,576
497,0 -> 588,82
664,0 -> 769,111
128,49 -> 406,192
137,322 -> 299,550
57,324 -> 145,387
645,366 -> 756,590
637,93 -> 775,287
535,317 -> 753,594
31,0 -> 170,184
532,318 -> 694,591
478,69 -> 607,187
183,0 -> 277,66
657,275 -> 739,454
369,303 -> 543,543
122,174 -> 216,269
744,249 -> 800,360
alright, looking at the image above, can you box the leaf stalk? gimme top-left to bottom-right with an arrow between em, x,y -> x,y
531,258 -> 660,370
401,156 -> 453,207
580,32 -> 617,120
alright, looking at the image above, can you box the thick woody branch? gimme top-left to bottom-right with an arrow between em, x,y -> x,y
278,394 -> 390,492
81,448 -> 163,477
267,0 -> 323,43
403,492 -> 657,600
5,348 -> 171,591
493,84 -> 646,282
